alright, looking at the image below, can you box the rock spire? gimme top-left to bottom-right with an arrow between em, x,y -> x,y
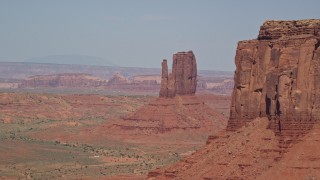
159,51 -> 197,97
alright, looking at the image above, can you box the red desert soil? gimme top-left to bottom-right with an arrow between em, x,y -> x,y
0,93 -> 151,123
259,124 -> 320,179
148,118 -> 320,180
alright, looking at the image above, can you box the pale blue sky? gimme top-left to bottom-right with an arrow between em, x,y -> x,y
0,0 -> 319,70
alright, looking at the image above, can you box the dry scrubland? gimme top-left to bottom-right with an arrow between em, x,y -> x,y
0,92 -> 229,179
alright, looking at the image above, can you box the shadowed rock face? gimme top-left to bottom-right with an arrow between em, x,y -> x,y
228,19 -> 320,133
159,51 -> 197,98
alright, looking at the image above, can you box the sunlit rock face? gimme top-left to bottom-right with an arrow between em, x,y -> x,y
228,19 -> 320,133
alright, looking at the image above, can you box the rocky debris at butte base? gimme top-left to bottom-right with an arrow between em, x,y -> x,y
228,19 -> 320,134
159,51 -> 197,98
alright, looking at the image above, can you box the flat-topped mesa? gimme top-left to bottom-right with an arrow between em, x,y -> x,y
228,19 -> 320,134
159,51 -> 197,98
19,73 -> 107,88
258,19 -> 320,40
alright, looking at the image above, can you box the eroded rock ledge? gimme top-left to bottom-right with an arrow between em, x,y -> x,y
258,19 -> 320,40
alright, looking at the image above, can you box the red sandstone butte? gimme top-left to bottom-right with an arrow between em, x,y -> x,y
159,51 -> 197,98
228,19 -> 320,134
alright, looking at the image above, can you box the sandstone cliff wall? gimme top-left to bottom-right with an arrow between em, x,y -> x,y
159,51 -> 197,97
228,19 -> 320,133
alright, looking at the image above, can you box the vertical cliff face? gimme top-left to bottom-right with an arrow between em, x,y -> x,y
159,51 -> 197,98
228,19 -> 320,133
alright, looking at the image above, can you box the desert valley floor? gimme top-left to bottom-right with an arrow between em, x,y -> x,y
0,92 -> 230,179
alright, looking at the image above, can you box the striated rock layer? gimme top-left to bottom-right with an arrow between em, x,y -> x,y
228,19 -> 320,134
105,95 -> 227,144
19,73 -> 107,88
159,51 -> 197,98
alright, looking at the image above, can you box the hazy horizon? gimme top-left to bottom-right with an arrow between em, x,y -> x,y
0,0 -> 319,71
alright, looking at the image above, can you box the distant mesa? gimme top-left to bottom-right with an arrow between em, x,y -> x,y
159,51 -> 197,98
25,54 -> 116,66
106,72 -> 128,86
19,73 -> 107,88
0,59 -> 233,95
18,72 -> 160,91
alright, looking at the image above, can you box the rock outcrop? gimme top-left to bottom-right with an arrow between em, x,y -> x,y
228,19 -> 320,133
258,19 -> 320,40
106,73 -> 128,86
159,51 -> 197,97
